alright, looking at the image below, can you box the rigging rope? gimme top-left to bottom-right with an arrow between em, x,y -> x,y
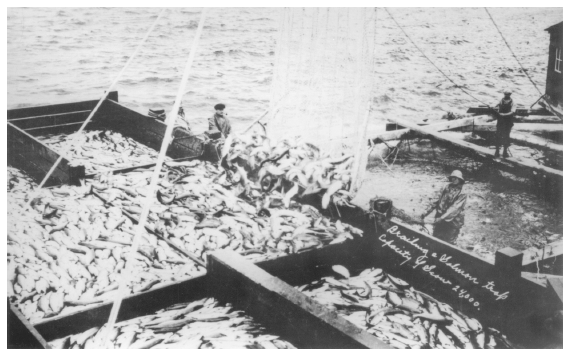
102,9 -> 208,347
26,8 -> 166,205
484,8 -> 562,119
383,8 -> 492,108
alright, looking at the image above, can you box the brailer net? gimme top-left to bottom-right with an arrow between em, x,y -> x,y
267,8 -> 377,193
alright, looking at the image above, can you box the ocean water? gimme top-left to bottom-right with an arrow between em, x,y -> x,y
7,7 -> 562,135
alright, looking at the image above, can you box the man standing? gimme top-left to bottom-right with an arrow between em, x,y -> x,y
493,90 -> 516,158
208,103 -> 232,139
421,170 -> 467,244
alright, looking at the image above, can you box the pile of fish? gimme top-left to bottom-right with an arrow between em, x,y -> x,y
8,166 -> 37,193
49,297 -> 296,349
41,130 -> 168,174
297,265 -> 514,349
7,172 -> 204,322
88,159 -> 363,263
221,130 -> 356,209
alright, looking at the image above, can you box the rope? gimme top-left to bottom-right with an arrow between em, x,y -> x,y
484,8 -> 562,119
102,9 -> 208,347
26,8 -> 166,205
383,8 -> 492,108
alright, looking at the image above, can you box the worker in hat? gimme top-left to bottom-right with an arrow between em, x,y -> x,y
208,103 -> 232,139
492,90 -> 516,158
421,170 -> 468,244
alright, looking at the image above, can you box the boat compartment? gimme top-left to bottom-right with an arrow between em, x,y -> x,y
252,208 -> 562,348
7,92 -> 212,186
9,251 -> 385,349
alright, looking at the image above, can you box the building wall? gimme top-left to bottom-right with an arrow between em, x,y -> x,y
545,25 -> 563,106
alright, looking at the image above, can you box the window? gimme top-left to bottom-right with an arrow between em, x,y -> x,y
555,47 -> 562,73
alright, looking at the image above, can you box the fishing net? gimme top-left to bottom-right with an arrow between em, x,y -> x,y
267,8 -> 377,192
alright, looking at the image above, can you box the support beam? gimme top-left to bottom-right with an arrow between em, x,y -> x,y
473,123 -> 563,133
384,117 -> 563,181
209,250 -> 390,349
371,116 -> 491,143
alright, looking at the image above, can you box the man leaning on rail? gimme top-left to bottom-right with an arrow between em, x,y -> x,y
420,170 -> 467,245
492,89 -> 516,159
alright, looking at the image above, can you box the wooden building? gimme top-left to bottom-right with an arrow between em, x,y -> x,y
542,22 -> 563,116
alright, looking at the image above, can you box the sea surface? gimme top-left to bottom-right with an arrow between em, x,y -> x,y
7,7 -> 562,135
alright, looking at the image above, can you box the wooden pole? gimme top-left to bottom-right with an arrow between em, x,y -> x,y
241,109 -> 270,134
384,117 -> 563,181
370,116 -> 493,143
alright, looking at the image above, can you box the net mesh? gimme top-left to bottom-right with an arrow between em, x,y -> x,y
267,8 -> 377,191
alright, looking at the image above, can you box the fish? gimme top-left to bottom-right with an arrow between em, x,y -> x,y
297,264 -> 511,349
332,265 -> 351,279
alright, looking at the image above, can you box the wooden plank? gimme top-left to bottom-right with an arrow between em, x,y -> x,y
473,123 -> 563,132
466,106 -> 554,118
92,100 -> 205,160
209,250 -> 391,349
386,117 -> 563,180
522,240 -> 563,266
32,274 -> 209,342
8,300 -> 50,349
372,116 -> 485,143
9,151 -> 68,186
509,132 -> 563,153
538,99 -> 563,118
495,247 -> 523,284
9,110 -> 90,129
7,123 -> 84,185
25,122 -> 84,136
546,277 -> 563,303
7,91 -> 118,119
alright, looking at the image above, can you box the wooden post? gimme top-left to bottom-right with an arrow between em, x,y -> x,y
495,247 -> 523,282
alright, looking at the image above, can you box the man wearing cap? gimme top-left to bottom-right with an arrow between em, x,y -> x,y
421,170 -> 467,244
492,90 -> 516,158
208,103 -> 232,138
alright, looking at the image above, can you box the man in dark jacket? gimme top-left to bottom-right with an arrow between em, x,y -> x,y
493,90 -> 516,158
208,103 -> 232,139
421,170 -> 467,244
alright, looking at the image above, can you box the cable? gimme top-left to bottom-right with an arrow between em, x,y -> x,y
383,8 -> 492,108
484,8 -> 562,119
101,9 -> 208,347
26,8 -> 166,205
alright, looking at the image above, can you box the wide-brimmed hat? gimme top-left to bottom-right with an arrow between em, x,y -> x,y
448,170 -> 464,182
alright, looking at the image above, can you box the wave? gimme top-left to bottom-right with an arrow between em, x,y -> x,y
256,76 -> 272,85
374,94 -> 394,104
424,90 -> 441,97
48,88 -> 69,95
141,76 -> 174,83
175,21 -> 198,30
